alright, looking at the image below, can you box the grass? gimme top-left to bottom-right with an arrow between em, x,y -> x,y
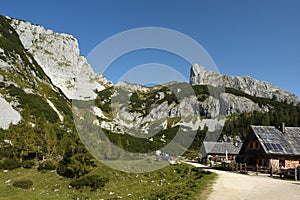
99,159 -> 169,173
0,161 -> 216,200
193,172 -> 217,200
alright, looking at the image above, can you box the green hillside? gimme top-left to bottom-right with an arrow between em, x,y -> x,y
0,16 -> 216,199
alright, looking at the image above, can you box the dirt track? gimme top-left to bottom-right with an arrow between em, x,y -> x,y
188,163 -> 300,200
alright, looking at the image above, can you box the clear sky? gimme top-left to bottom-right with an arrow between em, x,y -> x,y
1,0 -> 299,98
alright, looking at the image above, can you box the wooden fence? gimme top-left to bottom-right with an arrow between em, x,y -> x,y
222,163 -> 299,181
220,162 -> 248,174
232,163 -> 248,174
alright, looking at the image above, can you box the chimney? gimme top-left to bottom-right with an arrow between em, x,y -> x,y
281,123 -> 286,134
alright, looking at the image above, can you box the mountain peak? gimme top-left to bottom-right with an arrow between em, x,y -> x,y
190,64 -> 298,104
10,17 -> 112,100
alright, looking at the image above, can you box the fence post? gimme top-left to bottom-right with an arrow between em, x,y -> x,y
240,163 -> 242,172
245,163 -> 247,173
270,166 -> 273,177
256,164 -> 258,175
295,168 -> 298,181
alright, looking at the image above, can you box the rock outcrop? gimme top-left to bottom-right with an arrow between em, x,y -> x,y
10,18 -> 112,100
190,64 -> 299,104
220,93 -> 269,116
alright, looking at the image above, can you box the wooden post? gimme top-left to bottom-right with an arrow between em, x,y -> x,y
270,166 -> 273,177
240,163 -> 242,172
256,164 -> 258,175
295,168 -> 298,181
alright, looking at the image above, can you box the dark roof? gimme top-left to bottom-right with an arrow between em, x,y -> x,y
201,142 -> 242,156
251,125 -> 300,156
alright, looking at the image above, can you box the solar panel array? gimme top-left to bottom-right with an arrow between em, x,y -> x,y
258,133 -> 275,139
264,143 -> 284,151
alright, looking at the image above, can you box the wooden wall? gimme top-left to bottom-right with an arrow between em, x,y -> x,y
285,160 -> 300,169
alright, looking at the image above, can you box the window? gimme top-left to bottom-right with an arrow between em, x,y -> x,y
264,143 -> 284,151
279,159 -> 285,168
249,142 -> 254,150
249,142 -> 259,150
258,134 -> 275,139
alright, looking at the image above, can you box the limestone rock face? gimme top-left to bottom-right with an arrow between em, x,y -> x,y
190,64 -> 298,104
220,93 -> 269,116
10,19 -> 112,100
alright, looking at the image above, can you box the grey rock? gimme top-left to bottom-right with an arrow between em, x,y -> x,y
190,64 -> 299,104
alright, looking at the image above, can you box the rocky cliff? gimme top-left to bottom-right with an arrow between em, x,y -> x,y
190,64 -> 299,104
10,18 -> 112,100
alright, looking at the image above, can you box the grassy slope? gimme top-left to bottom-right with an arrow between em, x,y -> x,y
0,162 -> 216,200
0,15 -> 223,199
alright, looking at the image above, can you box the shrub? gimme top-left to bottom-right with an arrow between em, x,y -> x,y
0,158 -> 21,170
38,160 -> 57,171
13,180 -> 33,189
69,174 -> 109,190
57,163 -> 75,178
0,146 -> 14,158
22,160 -> 35,169
57,152 -> 95,178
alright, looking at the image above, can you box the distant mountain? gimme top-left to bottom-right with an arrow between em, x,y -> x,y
190,64 -> 299,104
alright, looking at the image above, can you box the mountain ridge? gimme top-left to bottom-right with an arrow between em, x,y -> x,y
1,15 -> 299,162
190,64 -> 299,104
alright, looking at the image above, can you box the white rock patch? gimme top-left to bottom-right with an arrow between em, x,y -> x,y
47,99 -> 64,122
92,106 -> 107,119
0,95 -> 21,130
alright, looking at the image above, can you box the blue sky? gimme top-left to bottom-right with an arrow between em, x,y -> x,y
1,0 -> 300,98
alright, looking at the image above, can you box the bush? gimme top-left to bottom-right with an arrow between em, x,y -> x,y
38,160 -> 57,171
0,146 -> 14,158
0,158 -> 21,170
69,174 -> 109,190
22,160 -> 35,169
57,163 -> 75,178
13,180 -> 33,189
57,152 -> 95,178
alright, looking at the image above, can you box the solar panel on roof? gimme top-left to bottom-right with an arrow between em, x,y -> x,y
264,143 -> 284,152
258,134 -> 275,139
275,143 -> 283,151
271,143 -> 277,149
264,143 -> 272,150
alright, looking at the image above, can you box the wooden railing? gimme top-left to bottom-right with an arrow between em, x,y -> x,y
220,163 -> 299,180
232,163 -> 248,174
222,163 -> 270,174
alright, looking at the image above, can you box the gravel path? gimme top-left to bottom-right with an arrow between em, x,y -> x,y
187,162 -> 300,200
